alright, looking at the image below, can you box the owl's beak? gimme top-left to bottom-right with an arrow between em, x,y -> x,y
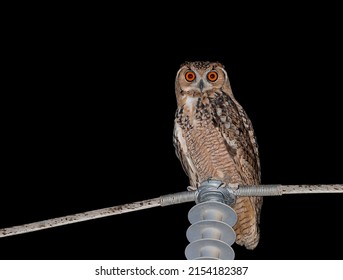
198,79 -> 204,92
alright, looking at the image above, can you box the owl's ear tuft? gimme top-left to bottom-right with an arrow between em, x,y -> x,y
180,61 -> 191,68
214,61 -> 225,69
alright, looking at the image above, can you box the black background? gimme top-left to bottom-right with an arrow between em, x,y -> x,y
1,8 -> 342,260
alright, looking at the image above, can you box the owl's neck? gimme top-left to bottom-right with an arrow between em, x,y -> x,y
175,91 -> 235,130
175,92 -> 222,129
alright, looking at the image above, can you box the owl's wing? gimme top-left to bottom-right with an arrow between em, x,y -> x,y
215,95 -> 261,185
214,93 -> 263,249
173,122 -> 198,190
234,100 -> 261,183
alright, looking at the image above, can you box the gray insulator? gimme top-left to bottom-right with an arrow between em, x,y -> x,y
196,179 -> 236,205
186,220 -> 236,246
185,201 -> 237,260
185,239 -> 235,260
188,201 -> 237,226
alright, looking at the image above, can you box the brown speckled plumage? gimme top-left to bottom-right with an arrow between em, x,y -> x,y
173,61 -> 262,250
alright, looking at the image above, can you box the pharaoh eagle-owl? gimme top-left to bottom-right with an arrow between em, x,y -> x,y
173,61 -> 262,250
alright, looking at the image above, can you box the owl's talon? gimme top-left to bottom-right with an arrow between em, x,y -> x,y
217,182 -> 226,189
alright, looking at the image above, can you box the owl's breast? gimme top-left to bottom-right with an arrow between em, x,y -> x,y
175,92 -> 257,187
182,121 -> 242,186
176,94 -> 216,128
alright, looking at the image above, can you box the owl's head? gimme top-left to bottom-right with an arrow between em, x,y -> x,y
175,61 -> 232,105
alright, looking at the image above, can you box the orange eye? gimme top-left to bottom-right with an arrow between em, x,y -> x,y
207,71 -> 218,82
185,71 -> 196,82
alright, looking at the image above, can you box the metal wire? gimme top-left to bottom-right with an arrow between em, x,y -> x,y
0,197 -> 162,238
160,191 -> 196,206
0,184 -> 342,238
232,184 -> 343,196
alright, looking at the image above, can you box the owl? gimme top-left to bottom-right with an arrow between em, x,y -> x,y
173,61 -> 262,250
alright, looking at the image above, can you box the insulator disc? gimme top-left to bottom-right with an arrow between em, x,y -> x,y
188,201 -> 237,226
194,257 -> 220,260
186,220 -> 236,246
185,238 -> 235,260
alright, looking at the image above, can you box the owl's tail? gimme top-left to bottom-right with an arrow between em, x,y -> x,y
232,196 -> 262,250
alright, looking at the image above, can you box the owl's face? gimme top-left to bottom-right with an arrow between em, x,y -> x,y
175,61 -> 228,101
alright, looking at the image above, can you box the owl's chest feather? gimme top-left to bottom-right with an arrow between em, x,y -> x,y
182,122 -> 242,185
176,93 -> 234,130
175,96 -> 242,184
176,96 -> 217,128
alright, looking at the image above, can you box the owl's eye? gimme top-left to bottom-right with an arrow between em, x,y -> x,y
207,71 -> 218,82
185,71 -> 196,82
